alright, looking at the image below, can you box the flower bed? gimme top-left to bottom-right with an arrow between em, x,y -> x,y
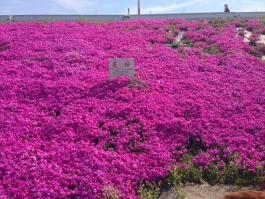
0,18 -> 265,198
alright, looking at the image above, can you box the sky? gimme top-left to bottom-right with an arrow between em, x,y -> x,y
0,0 -> 265,15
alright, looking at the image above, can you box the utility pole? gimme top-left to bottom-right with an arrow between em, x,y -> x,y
138,0 -> 140,15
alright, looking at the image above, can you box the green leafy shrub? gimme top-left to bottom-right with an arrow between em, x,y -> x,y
139,181 -> 161,199
208,19 -> 224,28
127,78 -> 148,90
203,45 -> 221,55
168,154 -> 202,186
103,186 -> 119,199
168,153 -> 265,190
171,41 -> 182,49
249,44 -> 263,58
260,18 -> 265,24
182,39 -> 193,47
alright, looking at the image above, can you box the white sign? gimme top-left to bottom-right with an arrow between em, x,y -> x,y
109,58 -> 134,82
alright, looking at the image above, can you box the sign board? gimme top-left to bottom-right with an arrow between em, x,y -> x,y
109,58 -> 134,82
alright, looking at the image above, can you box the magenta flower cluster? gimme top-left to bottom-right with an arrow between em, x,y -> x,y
0,19 -> 265,198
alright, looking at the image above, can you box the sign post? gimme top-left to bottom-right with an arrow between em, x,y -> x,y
109,58 -> 134,82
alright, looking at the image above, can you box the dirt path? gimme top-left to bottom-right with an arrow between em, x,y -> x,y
159,184 -> 252,199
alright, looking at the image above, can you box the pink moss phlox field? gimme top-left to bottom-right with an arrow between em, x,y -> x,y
0,19 -> 265,198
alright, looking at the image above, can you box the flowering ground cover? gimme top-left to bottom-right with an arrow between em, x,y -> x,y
0,18 -> 265,198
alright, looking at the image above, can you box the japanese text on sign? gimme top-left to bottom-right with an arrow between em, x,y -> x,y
109,58 -> 134,82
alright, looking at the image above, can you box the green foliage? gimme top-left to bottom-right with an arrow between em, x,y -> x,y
167,154 -> 202,199
182,39 -> 193,47
208,18 -> 238,28
138,146 -> 265,198
103,186 -> 120,199
168,154 -> 202,187
171,41 -> 182,49
104,142 -> 116,151
204,45 -> 221,55
208,19 -> 225,28
249,44 -> 263,58
127,78 -> 148,90
253,43 -> 263,52
75,17 -> 88,22
238,19 -> 247,23
40,19 -> 56,23
254,25 -> 261,30
168,153 -> 265,191
260,18 -> 265,24
222,161 -> 265,187
139,181 -> 161,199
203,163 -> 224,185
237,19 -> 247,27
